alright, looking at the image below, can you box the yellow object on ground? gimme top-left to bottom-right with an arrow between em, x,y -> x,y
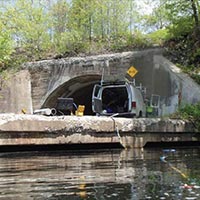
21,109 -> 26,114
75,105 -> 85,116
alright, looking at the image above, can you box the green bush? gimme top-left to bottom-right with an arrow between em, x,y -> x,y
53,31 -> 89,55
178,103 -> 200,131
127,31 -> 152,48
108,31 -> 153,52
147,29 -> 170,45
167,17 -> 194,38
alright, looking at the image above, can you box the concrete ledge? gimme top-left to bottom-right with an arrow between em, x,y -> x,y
0,114 -> 198,148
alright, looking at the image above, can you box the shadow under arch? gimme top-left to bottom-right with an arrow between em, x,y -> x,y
42,74 -> 101,115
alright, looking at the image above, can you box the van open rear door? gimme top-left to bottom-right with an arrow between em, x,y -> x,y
92,84 -> 102,114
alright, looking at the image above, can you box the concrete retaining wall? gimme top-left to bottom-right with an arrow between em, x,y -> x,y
0,70 -> 32,114
153,56 -> 200,116
0,114 -> 198,148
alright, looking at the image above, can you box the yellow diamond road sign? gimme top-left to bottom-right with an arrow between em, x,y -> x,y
127,66 -> 138,78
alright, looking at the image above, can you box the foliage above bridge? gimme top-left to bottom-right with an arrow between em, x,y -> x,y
0,0 -> 200,74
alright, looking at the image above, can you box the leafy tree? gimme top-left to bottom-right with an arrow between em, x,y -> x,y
190,0 -> 199,27
127,0 -> 140,33
49,0 -> 72,53
67,0 -> 132,52
3,0 -> 194,65
2,0 -> 51,60
0,19 -> 13,68
164,0 -> 200,37
50,0 -> 69,35
143,0 -> 169,31
69,0 -> 94,42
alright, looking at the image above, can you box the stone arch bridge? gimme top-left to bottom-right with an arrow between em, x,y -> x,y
1,48 -> 200,116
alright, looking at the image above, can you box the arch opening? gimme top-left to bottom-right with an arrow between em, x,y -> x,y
42,75 -> 101,115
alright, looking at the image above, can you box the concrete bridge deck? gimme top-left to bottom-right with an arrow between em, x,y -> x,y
0,114 -> 199,150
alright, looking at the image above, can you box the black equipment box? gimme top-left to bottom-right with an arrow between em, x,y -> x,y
56,98 -> 74,114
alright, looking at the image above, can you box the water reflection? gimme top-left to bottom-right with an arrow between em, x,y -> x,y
0,148 -> 199,200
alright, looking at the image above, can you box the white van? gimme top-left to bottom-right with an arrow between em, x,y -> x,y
92,81 -> 146,117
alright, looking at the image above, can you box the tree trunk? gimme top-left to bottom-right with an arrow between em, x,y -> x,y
191,0 -> 199,27
191,0 -> 200,39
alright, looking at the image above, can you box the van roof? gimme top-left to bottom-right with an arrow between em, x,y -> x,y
101,81 -> 127,86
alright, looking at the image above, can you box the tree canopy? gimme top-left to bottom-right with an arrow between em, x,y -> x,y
0,0 -> 200,70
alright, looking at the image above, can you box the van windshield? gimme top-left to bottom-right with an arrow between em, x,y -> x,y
102,86 -> 128,114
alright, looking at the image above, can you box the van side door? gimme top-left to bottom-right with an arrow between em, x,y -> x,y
92,84 -> 102,114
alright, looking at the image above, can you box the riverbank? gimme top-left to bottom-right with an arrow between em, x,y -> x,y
0,113 -> 198,149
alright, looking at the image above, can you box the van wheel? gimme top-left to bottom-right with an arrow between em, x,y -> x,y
139,111 -> 142,118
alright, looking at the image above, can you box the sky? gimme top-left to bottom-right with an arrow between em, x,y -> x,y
136,0 -> 156,15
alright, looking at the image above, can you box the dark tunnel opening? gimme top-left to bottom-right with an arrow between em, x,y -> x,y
70,83 -> 96,115
42,75 -> 101,115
